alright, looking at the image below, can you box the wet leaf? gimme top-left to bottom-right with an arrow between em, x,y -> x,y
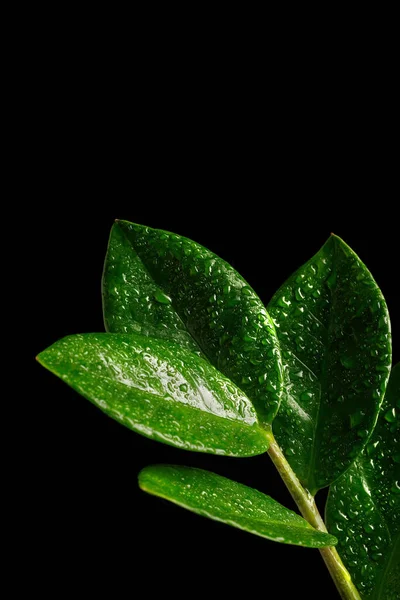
326,364 -> 400,599
139,464 -> 338,548
37,333 -> 269,456
102,220 -> 283,423
268,235 -> 392,492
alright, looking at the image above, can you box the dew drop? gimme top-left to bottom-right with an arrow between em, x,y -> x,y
241,286 -> 252,296
295,287 -> 305,301
154,290 -> 172,304
357,428 -> 369,439
367,440 -> 380,456
384,408 -> 396,423
391,481 -> 400,494
340,355 -> 356,369
371,552 -> 384,562
292,370 -> 303,378
349,410 -> 364,429
277,295 -> 292,308
243,333 -> 256,343
249,357 -> 262,367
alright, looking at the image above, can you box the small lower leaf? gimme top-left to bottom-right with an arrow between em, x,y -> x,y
139,465 -> 337,548
37,333 -> 269,457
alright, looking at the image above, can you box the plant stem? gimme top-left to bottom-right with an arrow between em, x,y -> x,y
266,429 -> 361,600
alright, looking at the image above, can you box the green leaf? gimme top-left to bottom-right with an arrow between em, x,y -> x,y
102,220 -> 283,423
268,234 -> 392,492
37,333 -> 269,457
326,364 -> 400,599
139,464 -> 338,548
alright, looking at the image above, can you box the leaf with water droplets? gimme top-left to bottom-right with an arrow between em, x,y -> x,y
37,333 -> 269,456
326,364 -> 400,599
139,464 -> 338,548
268,235 -> 392,492
103,220 -> 283,423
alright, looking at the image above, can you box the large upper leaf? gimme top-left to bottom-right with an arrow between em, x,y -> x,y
102,221 -> 283,423
268,234 -> 392,492
37,333 -> 269,456
139,464 -> 338,548
326,364 -> 400,599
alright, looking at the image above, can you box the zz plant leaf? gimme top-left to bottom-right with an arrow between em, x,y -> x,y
102,220 -> 283,423
139,465 -> 337,548
326,363 -> 399,599
37,333 -> 269,456
268,235 -> 391,493
38,221 -> 396,600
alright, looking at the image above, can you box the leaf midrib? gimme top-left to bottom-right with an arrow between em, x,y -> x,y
118,223 -> 215,361
306,237 -> 339,492
73,364 -> 259,428
140,485 -> 314,530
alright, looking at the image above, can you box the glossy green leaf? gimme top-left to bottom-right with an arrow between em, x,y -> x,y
139,464 -> 338,548
268,235 -> 392,492
326,364 -> 400,599
102,220 -> 283,423
37,333 -> 269,457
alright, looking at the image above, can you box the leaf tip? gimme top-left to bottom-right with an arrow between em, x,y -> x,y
138,466 -> 155,494
36,346 -> 55,370
35,351 -> 45,366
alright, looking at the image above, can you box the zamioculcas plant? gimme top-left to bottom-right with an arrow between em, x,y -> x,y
37,221 -> 397,600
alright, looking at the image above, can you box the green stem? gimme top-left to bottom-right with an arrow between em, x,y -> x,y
266,430 -> 361,600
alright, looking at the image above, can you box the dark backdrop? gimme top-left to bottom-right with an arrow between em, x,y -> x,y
27,61 -> 399,598
32,195 -> 398,599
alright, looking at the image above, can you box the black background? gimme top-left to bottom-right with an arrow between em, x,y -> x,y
27,49 -> 399,599
32,206 -> 398,599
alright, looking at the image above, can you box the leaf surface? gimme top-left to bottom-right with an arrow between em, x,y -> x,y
139,464 -> 338,548
37,333 -> 269,456
103,221 -> 283,423
268,235 -> 392,491
326,364 -> 400,599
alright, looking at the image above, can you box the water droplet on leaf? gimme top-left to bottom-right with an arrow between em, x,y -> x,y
154,290 -> 172,304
